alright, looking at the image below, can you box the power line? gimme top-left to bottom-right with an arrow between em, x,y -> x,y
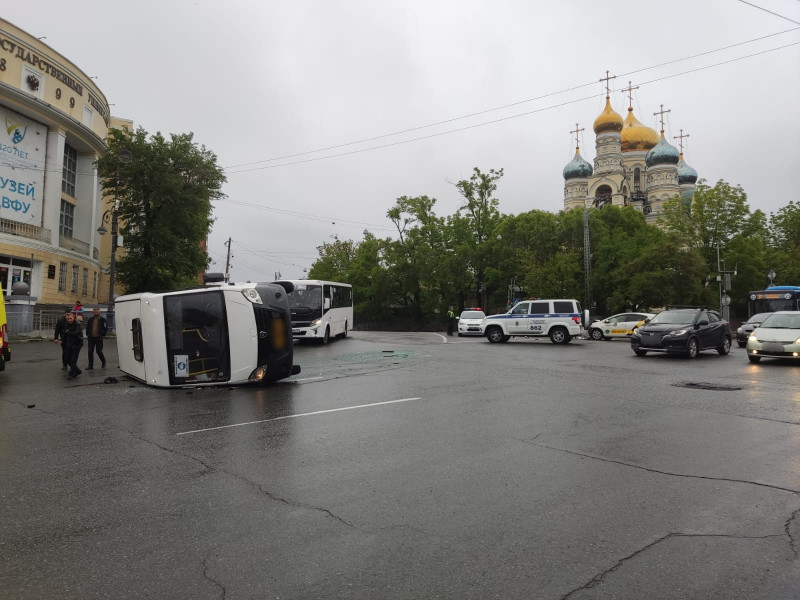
736,0 -> 800,25
223,26 -> 800,170
214,198 -> 396,231
4,28 -> 798,181
230,239 -> 311,271
224,40 -> 800,174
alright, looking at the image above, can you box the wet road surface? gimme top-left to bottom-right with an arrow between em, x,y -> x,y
1,332 -> 799,599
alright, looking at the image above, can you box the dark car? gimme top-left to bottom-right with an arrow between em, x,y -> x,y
630,308 -> 731,359
736,312 -> 773,347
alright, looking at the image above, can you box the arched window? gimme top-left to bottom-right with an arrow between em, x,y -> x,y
594,185 -> 612,208
634,168 -> 641,191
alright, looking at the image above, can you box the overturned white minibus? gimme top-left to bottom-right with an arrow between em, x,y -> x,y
115,282 -> 300,387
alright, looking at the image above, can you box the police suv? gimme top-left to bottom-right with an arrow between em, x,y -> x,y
482,299 -> 584,344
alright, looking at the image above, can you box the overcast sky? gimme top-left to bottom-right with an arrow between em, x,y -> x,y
5,1 -> 800,281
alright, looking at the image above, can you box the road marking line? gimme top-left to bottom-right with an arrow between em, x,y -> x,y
290,376 -> 324,383
175,397 -> 423,436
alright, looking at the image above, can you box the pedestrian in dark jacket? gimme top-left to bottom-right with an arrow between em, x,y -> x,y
85,307 -> 107,369
53,309 -> 71,370
63,312 -> 84,380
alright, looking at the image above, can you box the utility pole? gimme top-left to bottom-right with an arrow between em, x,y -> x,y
583,205 -> 592,314
224,237 -> 232,283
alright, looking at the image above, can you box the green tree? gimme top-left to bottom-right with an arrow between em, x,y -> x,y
97,127 -> 225,293
660,179 -> 757,263
308,235 -> 357,282
386,195 -> 444,321
767,201 -> 800,286
451,168 -> 504,307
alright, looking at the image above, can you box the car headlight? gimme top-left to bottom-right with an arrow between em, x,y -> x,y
311,318 -> 321,327
749,333 -> 758,342
736,327 -> 743,334
668,329 -> 688,336
794,336 -> 800,345
241,288 -> 263,304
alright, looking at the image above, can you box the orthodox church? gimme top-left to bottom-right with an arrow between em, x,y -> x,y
562,80 -> 698,222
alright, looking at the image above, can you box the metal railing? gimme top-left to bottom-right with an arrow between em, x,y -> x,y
0,218 -> 52,243
7,308 -> 111,339
59,234 -> 91,256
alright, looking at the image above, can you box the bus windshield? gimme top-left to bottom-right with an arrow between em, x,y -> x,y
286,284 -> 322,314
748,287 -> 800,316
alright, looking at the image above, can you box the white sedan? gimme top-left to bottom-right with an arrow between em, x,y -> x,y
746,311 -> 800,363
588,312 -> 656,341
458,310 -> 486,336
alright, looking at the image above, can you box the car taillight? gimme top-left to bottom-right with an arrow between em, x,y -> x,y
1,323 -> 6,347
572,317 -> 581,324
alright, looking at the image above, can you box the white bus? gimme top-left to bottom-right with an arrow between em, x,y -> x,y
115,281 -> 301,387
277,280 -> 353,344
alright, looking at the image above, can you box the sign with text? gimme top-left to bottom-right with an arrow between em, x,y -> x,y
0,105 -> 46,225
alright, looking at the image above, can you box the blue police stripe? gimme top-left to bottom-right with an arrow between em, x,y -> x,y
486,313 -> 581,319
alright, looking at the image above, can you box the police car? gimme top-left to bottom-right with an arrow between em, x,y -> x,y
482,299 -> 584,344
457,309 -> 486,336
587,312 -> 655,341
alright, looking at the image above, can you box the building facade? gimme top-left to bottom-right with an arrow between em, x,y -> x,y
0,18 -> 129,306
563,92 -> 697,221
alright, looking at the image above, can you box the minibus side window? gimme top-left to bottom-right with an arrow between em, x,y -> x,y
132,318 -> 144,362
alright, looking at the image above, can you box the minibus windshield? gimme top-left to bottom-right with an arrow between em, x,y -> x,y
164,291 -> 230,384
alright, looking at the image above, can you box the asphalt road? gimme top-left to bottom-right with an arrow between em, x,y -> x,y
1,332 -> 799,599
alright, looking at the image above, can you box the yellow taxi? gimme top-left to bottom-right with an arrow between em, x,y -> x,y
588,312 -> 655,341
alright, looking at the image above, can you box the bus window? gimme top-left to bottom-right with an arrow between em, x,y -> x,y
748,286 -> 800,316
132,319 -> 144,362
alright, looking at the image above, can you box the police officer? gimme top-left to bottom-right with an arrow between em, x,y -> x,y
447,306 -> 455,336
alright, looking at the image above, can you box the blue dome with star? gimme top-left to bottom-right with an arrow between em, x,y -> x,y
563,150 -> 593,180
677,156 -> 698,184
645,136 -> 680,167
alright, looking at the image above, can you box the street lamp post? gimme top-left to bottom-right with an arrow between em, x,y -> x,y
98,148 -> 132,332
715,242 -> 737,322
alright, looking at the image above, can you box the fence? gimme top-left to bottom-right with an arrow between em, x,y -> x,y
6,306 -> 110,339
6,306 -> 61,338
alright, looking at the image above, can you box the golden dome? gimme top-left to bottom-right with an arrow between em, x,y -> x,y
593,98 -> 623,134
621,108 -> 659,152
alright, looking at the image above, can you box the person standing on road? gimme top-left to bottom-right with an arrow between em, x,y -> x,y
447,306 -> 455,336
63,312 -> 84,380
85,307 -> 107,370
53,309 -> 71,371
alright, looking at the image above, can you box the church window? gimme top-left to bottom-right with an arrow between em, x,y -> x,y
634,168 -> 641,192
594,185 -> 612,208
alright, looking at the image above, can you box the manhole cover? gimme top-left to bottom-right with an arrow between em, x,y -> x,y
671,381 -> 743,391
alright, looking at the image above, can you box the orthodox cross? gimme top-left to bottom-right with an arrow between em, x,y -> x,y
674,129 -> 690,154
653,104 -> 671,135
570,123 -> 584,151
599,70 -> 616,97
621,81 -> 639,108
